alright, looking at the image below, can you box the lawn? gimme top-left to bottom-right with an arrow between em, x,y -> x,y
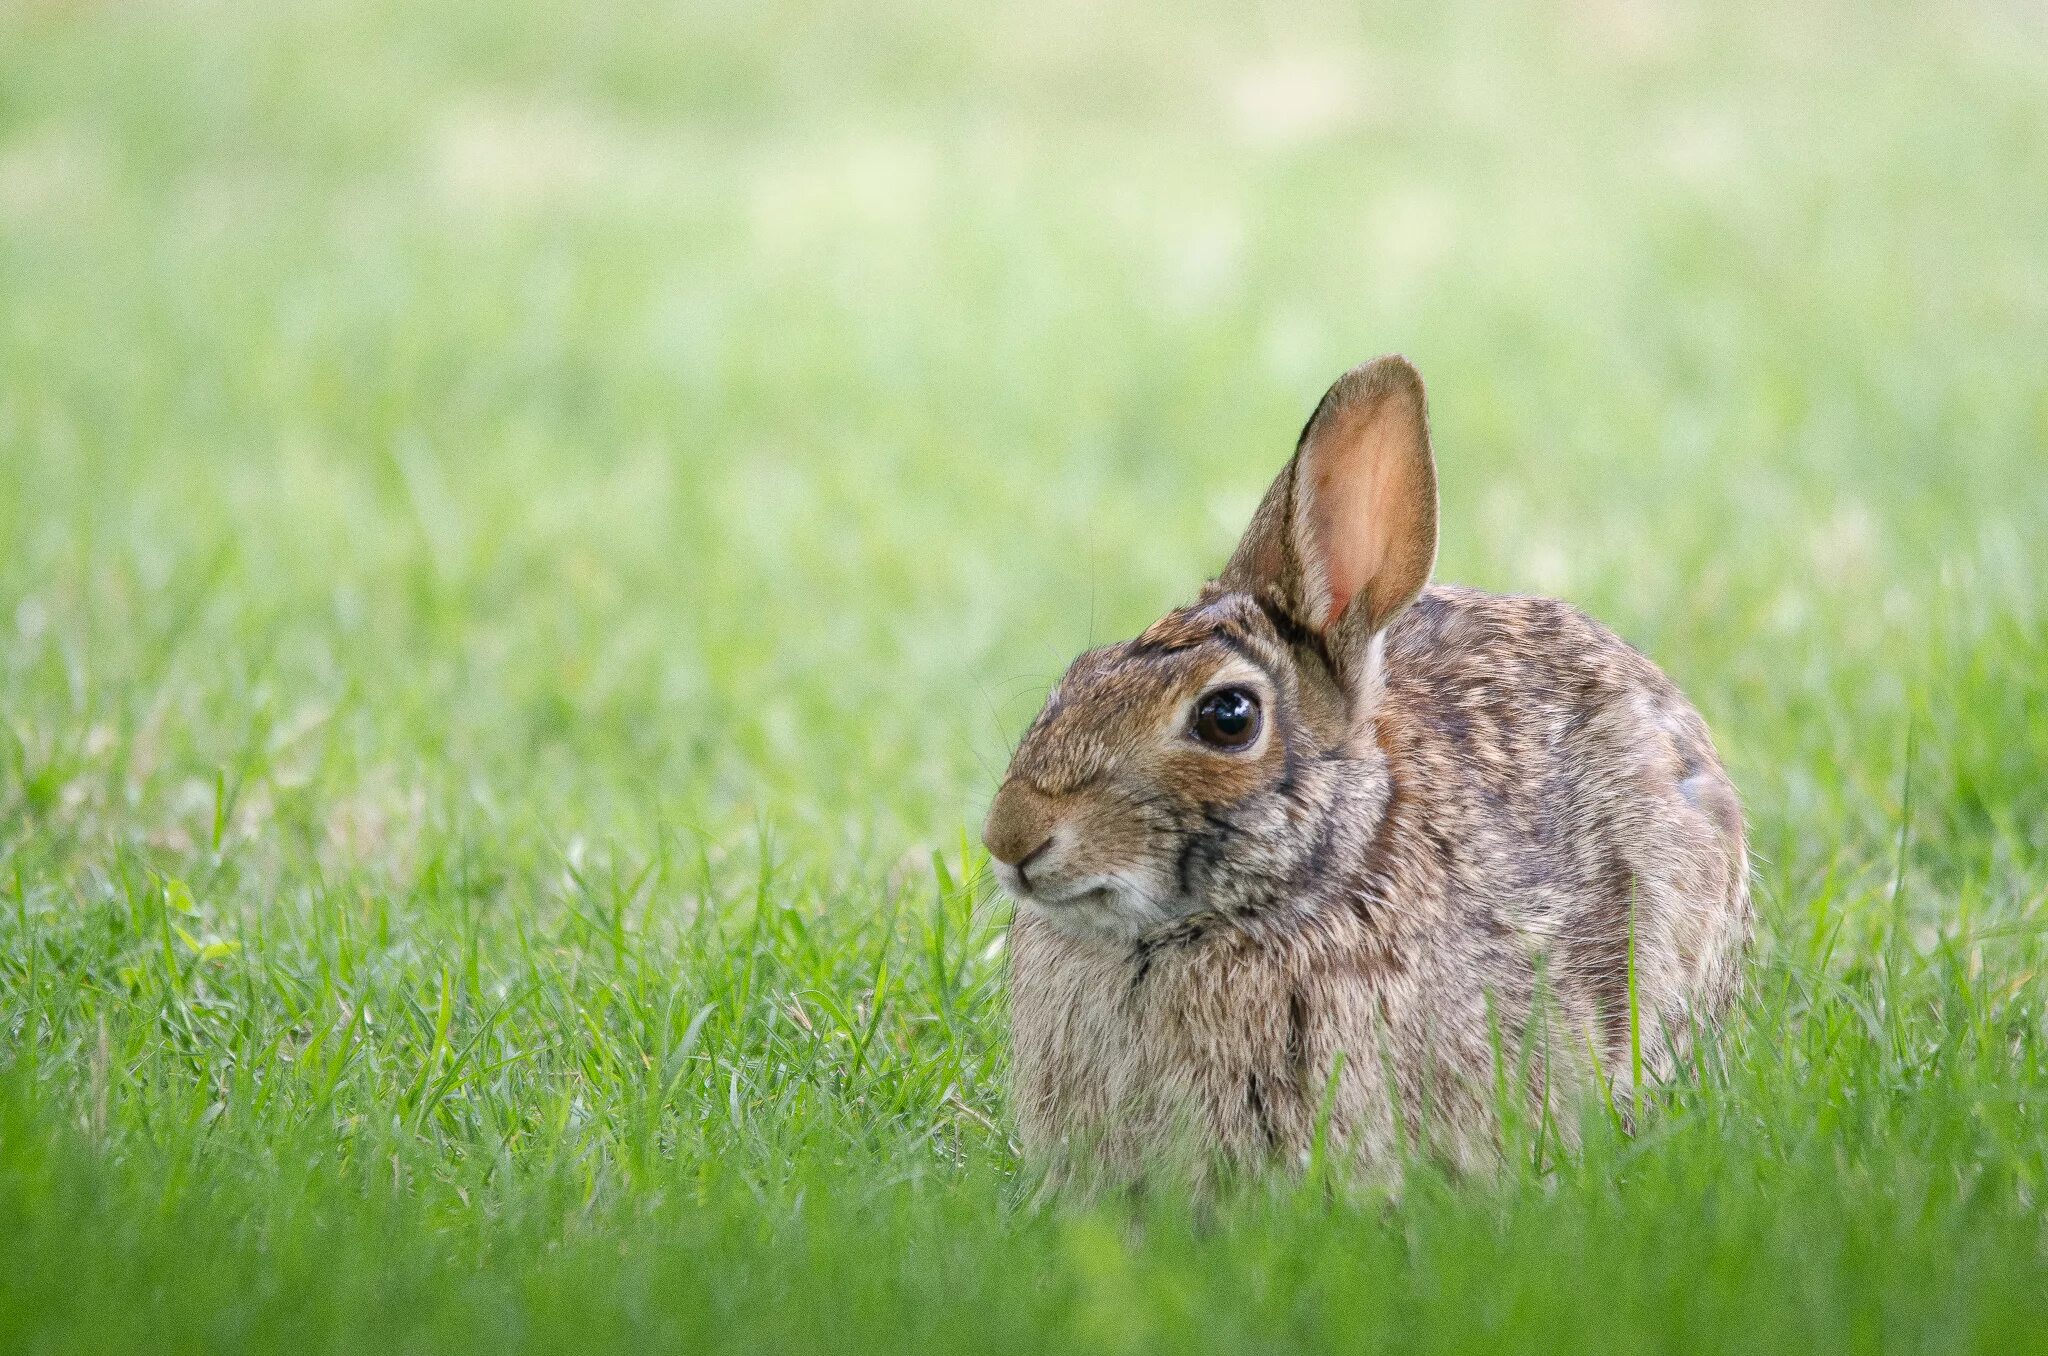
2,0 -> 2046,1350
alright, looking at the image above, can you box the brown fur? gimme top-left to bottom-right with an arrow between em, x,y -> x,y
985,357 -> 1751,1184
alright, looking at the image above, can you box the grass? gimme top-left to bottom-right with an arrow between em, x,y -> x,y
2,0 -> 2046,1349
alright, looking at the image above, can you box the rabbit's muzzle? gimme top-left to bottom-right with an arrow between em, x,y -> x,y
984,781 -> 1092,906
983,778 -> 1173,938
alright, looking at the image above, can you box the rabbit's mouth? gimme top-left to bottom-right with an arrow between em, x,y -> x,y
1044,885 -> 1113,912
1009,869 -> 1114,910
995,864 -> 1104,912
1007,872 -> 1172,941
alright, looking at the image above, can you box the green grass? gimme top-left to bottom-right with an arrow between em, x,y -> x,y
3,0 -> 2047,1349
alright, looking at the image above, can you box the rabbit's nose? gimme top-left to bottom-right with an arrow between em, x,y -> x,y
983,782 -> 1058,870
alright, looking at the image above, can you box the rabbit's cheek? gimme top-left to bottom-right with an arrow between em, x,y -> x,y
1178,752 -> 1279,804
1160,732 -> 1291,818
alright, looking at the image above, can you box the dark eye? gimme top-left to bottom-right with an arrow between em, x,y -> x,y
1192,687 -> 1262,749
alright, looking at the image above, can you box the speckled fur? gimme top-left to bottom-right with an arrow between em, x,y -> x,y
986,357 -> 1750,1184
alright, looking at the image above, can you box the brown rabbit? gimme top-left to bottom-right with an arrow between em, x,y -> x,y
984,356 -> 1749,1183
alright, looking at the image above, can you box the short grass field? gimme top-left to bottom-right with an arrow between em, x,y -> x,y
4,0 -> 2047,1350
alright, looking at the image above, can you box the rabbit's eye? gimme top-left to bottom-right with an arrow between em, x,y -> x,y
1192,688 -> 1261,749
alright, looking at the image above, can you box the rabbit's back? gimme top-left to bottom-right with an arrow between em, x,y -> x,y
1378,584 -> 1750,1081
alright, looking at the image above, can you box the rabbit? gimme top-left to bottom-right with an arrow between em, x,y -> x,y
982,356 -> 1750,1184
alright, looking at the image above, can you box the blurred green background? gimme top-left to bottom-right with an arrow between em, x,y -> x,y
2,0 -> 2046,1350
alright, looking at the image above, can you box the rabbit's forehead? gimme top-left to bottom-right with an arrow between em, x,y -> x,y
1061,598 -> 1276,709
1057,646 -> 1218,712
1006,597 -> 1282,791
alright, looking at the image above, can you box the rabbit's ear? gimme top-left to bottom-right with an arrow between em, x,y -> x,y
1223,356 -> 1438,644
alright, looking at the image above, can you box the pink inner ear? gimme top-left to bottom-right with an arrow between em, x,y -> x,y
1302,391 -> 1418,632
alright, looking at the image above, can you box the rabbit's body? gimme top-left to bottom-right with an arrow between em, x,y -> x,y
986,358 -> 1749,1182
1007,584 -> 1748,1177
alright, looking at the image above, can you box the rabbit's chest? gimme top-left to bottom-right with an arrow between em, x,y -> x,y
1007,911 -> 1336,1160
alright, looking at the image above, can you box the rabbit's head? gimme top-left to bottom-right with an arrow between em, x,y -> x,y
984,356 -> 1439,941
